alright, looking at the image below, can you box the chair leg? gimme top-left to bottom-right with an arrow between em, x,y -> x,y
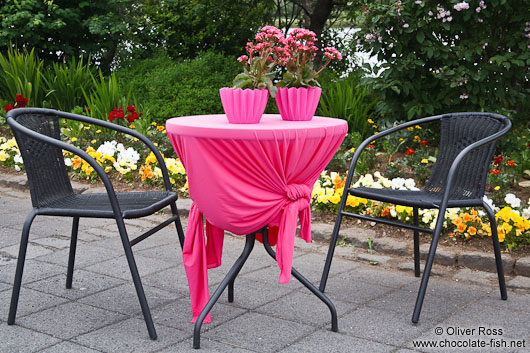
319,211 -> 344,293
66,217 -> 79,289
170,202 -> 185,250
8,210 -> 37,325
413,207 -> 420,278
412,207 -> 445,324
483,202 -> 507,300
115,217 -> 157,340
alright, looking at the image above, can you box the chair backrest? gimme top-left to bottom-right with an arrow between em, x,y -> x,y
7,109 -> 73,208
425,112 -> 510,202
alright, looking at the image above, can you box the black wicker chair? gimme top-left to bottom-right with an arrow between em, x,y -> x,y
5,108 -> 185,339
319,112 -> 511,323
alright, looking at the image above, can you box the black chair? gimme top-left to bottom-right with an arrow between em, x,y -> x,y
319,112 -> 511,323
5,108 -> 185,339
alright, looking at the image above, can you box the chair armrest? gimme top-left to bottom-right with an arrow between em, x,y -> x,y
22,108 -> 173,191
345,114 -> 444,188
7,115 -> 124,218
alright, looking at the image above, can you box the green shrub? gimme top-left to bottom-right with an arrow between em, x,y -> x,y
354,0 -> 529,123
45,56 -> 96,112
318,71 -> 377,139
116,51 -> 241,122
0,47 -> 47,106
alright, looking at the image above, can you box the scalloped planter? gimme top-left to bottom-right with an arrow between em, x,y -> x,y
219,88 -> 268,124
275,86 -> 322,121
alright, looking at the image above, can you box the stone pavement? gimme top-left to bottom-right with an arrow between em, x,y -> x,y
1,185 -> 529,352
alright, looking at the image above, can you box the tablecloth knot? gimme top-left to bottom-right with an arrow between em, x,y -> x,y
286,183 -> 311,203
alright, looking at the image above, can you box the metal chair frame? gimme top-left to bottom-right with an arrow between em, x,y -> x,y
6,108 -> 185,340
319,112 -> 511,323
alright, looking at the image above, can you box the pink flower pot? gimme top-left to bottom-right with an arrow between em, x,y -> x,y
219,88 -> 269,124
275,86 -> 322,121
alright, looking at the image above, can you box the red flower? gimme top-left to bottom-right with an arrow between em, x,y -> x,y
420,140 -> 428,146
367,144 -> 375,149
108,107 -> 117,122
527,143 -> 530,149
116,107 -> 124,119
127,104 -> 135,113
4,104 -> 14,113
507,160 -> 516,167
489,169 -> 500,175
405,148 -> 415,155
493,155 -> 503,165
15,94 -> 28,107
126,112 -> 138,123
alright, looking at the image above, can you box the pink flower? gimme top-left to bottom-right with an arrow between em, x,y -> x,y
323,47 -> 342,61
454,2 -> 469,11
237,55 -> 248,63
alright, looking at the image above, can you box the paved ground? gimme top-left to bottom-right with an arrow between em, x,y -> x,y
1,185 -> 529,352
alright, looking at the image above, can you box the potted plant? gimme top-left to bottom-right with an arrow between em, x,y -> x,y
220,26 -> 284,124
274,29 -> 342,121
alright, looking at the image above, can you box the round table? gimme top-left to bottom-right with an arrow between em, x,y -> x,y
166,113 -> 347,325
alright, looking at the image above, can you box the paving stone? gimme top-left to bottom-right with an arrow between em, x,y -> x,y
457,251 -> 515,274
176,197 -> 192,216
149,297 -> 247,332
82,254 -> 173,281
419,244 -> 457,266
0,225 -> 23,248
340,306 -> 437,346
453,268 -> 497,286
141,265 -> 190,296
0,172 -> 28,190
514,256 -> 530,277
323,271 -> 396,305
338,265 -> 418,289
307,223 -> 334,242
39,341 -> 102,353
31,235 -> 72,250
79,283 -> 177,316
506,275 -> 530,289
203,312 -> 315,352
34,244 -> 119,269
356,252 -> 393,265
18,302 -> 128,340
0,324 -> 60,352
26,269 -> 127,300
1,241 -> 55,261
256,290 -> 350,328
281,330 -> 396,353
397,262 -> 446,277
0,286 -> 69,320
339,226 -> 377,248
372,237 -> 409,256
157,340 -> 254,352
74,317 -> 188,352
0,259 -> 67,285
480,291 -> 530,314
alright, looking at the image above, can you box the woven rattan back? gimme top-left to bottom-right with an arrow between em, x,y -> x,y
425,113 -> 505,201
11,112 -> 73,208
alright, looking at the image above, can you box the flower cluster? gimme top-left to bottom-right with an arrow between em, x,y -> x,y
108,105 -> 142,123
4,94 -> 28,113
0,137 -> 23,171
453,2 -> 470,11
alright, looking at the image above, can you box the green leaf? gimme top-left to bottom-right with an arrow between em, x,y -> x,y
416,31 -> 425,43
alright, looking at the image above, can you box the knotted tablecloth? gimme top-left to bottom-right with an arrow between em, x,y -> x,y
166,114 -> 347,322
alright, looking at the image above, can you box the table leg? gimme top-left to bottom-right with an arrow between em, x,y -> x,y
193,233 -> 256,349
261,226 -> 338,332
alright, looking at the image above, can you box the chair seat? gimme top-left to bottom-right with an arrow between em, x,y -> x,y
37,191 -> 178,219
350,187 -> 483,208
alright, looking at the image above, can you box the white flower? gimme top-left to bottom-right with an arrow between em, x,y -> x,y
64,158 -> 72,167
428,10 -> 434,16
403,23 -> 409,28
454,2 -> 470,11
97,141 -> 118,157
382,178 -> 392,188
460,93 -> 469,100
522,207 -> 530,220
14,154 -> 23,164
117,147 -> 140,166
505,193 -> 521,208
404,178 -> 417,190
415,0 -> 422,4
390,177 -> 406,190
14,165 -> 21,172
483,195 -> 497,210
374,171 -> 382,179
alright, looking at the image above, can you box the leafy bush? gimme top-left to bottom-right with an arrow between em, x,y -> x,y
45,56 -> 96,112
0,47 -> 47,107
354,0 -> 529,123
116,51 -> 241,122
318,71 -> 377,139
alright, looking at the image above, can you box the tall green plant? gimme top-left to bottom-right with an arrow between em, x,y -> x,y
0,47 -> 47,106
318,73 -> 377,139
82,70 -> 133,121
45,56 -> 96,112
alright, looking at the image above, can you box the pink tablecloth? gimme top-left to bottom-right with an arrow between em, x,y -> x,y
166,114 -> 347,322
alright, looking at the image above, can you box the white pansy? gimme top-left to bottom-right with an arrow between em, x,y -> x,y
522,207 -> 530,220
483,196 -> 497,211
390,177 -> 406,189
14,165 -> 20,171
96,141 -> 118,157
504,193 -> 521,208
64,158 -> 72,166
374,171 -> 382,178
404,178 -> 417,190
14,154 -> 23,164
